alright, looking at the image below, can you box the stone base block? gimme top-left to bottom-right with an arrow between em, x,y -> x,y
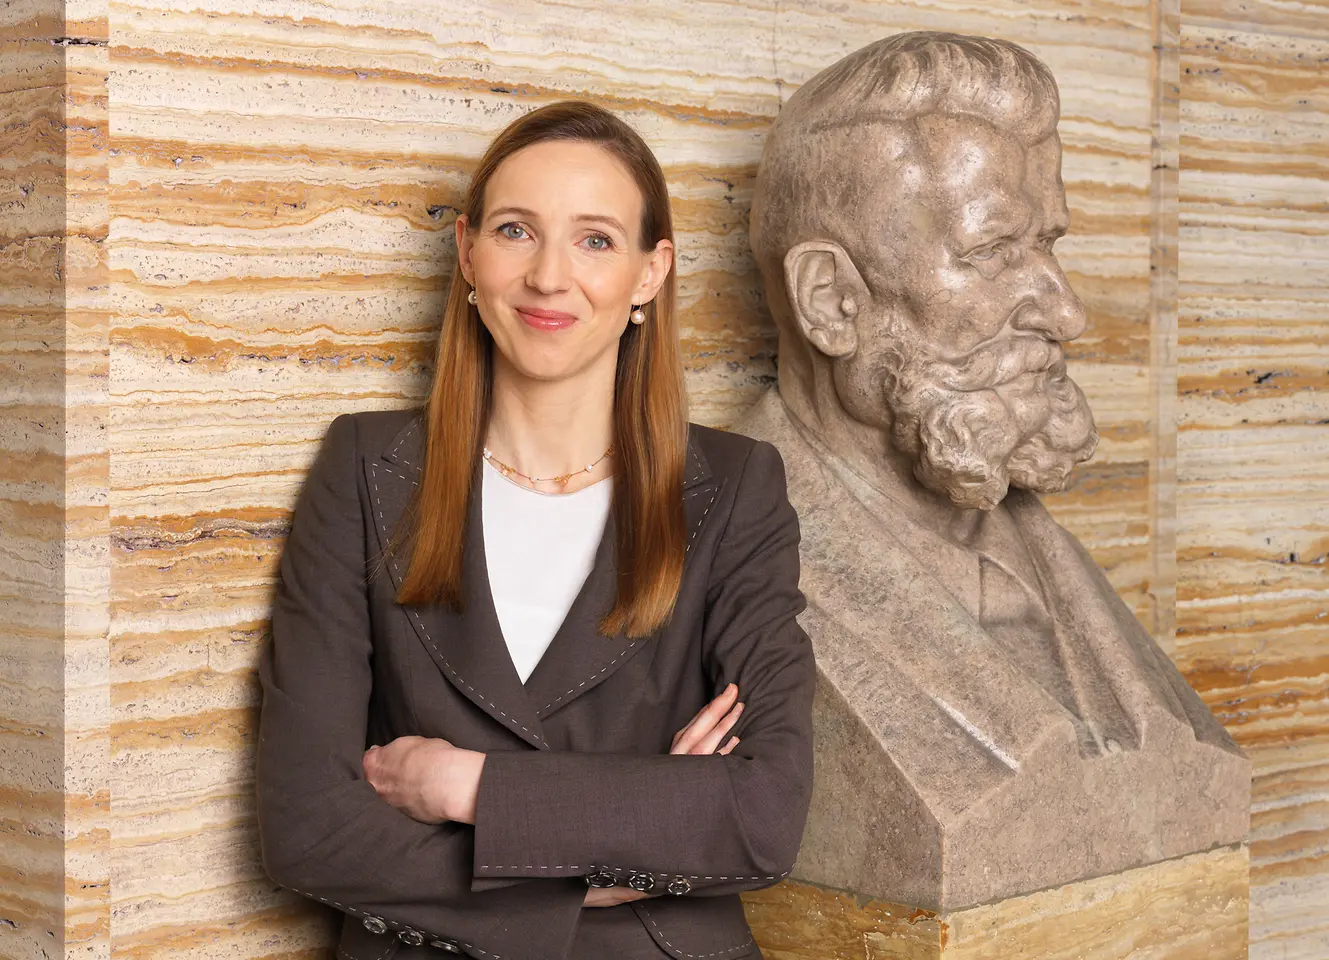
739,844 -> 1249,959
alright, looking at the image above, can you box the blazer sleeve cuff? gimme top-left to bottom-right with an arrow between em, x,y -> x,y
470,748 -> 801,897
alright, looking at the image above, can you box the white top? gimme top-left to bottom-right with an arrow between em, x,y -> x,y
481,456 -> 614,683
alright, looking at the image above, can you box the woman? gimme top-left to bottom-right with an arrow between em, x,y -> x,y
255,100 -> 816,960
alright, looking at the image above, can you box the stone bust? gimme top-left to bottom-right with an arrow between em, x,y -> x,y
733,31 -> 1249,910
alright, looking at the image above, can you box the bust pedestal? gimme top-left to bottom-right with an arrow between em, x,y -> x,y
741,845 -> 1248,959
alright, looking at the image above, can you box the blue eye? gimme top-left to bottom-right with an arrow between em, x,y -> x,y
497,222 -> 528,240
583,234 -> 613,251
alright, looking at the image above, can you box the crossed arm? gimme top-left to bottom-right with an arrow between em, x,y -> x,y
255,414 -> 815,955
359,682 -> 748,907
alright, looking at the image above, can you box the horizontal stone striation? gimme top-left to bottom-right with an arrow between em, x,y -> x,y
24,0 -> 1320,955
1178,12 -> 1329,959
101,0 -> 1164,955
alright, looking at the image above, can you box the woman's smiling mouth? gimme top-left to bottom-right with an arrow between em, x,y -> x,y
516,306 -> 578,330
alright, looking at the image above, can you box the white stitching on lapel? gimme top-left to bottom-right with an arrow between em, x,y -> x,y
686,441 -> 705,486
377,464 -> 417,486
368,460 -> 545,746
535,479 -> 721,717
686,484 -> 719,546
387,417 -> 418,466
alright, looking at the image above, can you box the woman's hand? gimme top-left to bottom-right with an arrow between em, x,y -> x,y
583,886 -> 658,907
670,681 -> 743,756
362,736 -> 485,825
583,683 -> 743,908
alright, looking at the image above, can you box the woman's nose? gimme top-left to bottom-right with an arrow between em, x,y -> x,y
526,241 -> 572,294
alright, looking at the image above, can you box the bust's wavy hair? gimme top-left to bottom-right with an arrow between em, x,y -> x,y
372,99 -> 687,639
751,31 -> 1061,297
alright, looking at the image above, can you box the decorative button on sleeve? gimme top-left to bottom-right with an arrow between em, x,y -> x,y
361,916 -> 388,935
667,876 -> 692,895
584,868 -> 618,887
396,928 -> 425,946
626,872 -> 655,893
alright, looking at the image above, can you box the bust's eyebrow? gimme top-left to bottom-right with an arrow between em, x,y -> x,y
952,199 -> 1032,252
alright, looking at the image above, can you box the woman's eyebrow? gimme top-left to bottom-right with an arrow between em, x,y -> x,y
486,205 -> 539,222
574,214 -> 627,235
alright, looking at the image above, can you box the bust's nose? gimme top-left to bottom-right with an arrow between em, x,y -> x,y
1009,254 -> 1088,341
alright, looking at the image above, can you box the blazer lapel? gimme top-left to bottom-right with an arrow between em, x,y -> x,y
522,434 -> 719,723
364,410 -> 721,748
367,413 -> 547,750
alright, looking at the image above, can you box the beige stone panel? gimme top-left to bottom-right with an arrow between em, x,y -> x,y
110,824 -> 276,936
1,3 -> 86,959
1179,14 -> 1329,960
941,844 -> 1249,959
113,908 -> 335,960
741,844 -> 1249,959
113,0 -> 781,117
1185,0 -> 1329,37
63,13 -> 115,954
1245,737 -> 1329,956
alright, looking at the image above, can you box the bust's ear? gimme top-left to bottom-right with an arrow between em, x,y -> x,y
782,240 -> 868,359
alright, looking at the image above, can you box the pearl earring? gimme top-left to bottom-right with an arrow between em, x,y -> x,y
467,289 -> 478,305
629,304 -> 646,325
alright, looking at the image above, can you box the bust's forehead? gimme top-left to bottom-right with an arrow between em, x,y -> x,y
865,115 -> 1068,238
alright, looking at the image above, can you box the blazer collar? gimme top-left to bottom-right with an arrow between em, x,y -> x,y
366,410 -> 717,750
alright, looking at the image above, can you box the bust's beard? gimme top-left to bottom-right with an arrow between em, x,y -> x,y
882,332 -> 1099,510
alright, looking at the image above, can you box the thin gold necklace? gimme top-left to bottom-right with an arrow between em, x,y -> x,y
482,443 -> 614,490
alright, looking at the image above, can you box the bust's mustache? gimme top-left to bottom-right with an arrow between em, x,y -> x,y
912,334 -> 1066,394
881,330 -> 1098,509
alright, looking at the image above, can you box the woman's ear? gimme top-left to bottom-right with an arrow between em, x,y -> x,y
783,240 -> 868,359
634,238 -> 675,305
455,214 -> 474,286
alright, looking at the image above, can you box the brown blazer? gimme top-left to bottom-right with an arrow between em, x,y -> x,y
255,406 -> 816,960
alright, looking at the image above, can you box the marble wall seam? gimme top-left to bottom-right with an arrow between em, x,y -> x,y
1149,0 -> 1181,656
61,1 -> 112,958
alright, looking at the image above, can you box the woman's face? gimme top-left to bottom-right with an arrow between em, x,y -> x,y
456,140 -> 673,383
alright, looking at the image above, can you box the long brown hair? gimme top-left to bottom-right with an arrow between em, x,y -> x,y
371,100 -> 688,639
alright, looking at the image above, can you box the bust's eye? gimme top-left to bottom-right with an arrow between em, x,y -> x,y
968,241 -> 1004,262
582,233 -> 614,252
497,222 -> 528,240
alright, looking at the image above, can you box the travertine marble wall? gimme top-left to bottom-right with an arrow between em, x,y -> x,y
0,0 -> 1322,958
1,5 -> 71,959
1177,1 -> 1329,953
